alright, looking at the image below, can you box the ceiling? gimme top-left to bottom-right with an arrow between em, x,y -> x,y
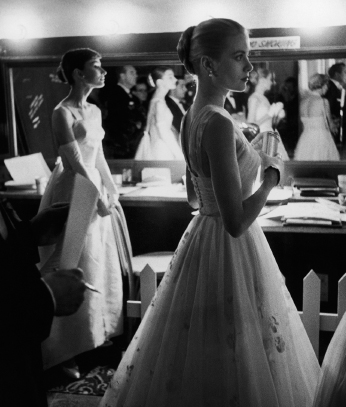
0,0 -> 345,39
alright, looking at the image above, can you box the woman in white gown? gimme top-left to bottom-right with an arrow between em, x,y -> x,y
39,48 -> 130,378
313,312 -> 346,407
294,73 -> 339,161
247,68 -> 289,160
100,18 -> 319,407
135,66 -> 184,160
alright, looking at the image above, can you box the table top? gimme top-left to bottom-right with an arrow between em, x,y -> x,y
2,186 -> 346,234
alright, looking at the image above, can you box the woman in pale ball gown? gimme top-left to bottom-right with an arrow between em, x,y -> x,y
135,66 -> 184,160
99,18 -> 319,407
247,67 -> 289,160
38,48 -> 132,379
294,73 -> 339,161
312,311 -> 346,407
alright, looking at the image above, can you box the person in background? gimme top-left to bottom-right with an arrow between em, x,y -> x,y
324,62 -> 346,144
38,48 -> 132,380
224,90 -> 248,123
132,76 -> 149,119
183,72 -> 197,108
100,18 -> 319,407
135,66 -> 184,160
312,311 -> 346,407
276,76 -> 299,157
0,200 -> 86,407
131,77 -> 150,151
102,65 -> 144,158
294,73 -> 339,161
166,75 -> 188,142
247,67 -> 289,160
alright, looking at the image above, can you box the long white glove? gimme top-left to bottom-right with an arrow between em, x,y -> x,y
59,140 -> 92,181
95,142 -> 119,207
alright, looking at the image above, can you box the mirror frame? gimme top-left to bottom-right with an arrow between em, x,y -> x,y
1,29 -> 346,181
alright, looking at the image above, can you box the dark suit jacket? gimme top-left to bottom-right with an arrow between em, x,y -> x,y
103,85 -> 145,158
325,80 -> 342,119
166,96 -> 186,134
324,80 -> 346,139
0,201 -> 54,407
224,93 -> 247,116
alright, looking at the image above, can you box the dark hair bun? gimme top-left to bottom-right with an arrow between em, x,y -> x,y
177,26 -> 195,75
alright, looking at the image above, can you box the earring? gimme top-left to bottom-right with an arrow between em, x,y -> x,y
208,70 -> 213,77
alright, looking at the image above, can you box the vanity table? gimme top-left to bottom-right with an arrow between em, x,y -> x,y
1,185 -> 345,317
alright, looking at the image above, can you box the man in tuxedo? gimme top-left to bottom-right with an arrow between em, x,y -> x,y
0,200 -> 86,407
324,63 -> 346,143
224,90 -> 247,119
103,65 -> 146,158
166,77 -> 187,142
132,78 -> 149,122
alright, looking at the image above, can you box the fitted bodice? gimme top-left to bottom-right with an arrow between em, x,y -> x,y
181,105 -> 261,216
146,98 -> 174,138
58,104 -> 105,170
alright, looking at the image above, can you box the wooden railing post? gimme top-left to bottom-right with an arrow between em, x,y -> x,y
141,264 -> 157,319
337,274 -> 346,324
302,270 -> 321,356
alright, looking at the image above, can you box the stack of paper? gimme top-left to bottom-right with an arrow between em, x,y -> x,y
282,202 -> 342,227
293,178 -> 338,197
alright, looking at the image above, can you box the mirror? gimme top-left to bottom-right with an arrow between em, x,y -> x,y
4,55 -> 346,166
76,58 -> 346,162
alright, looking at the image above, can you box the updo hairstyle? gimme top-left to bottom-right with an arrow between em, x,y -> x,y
177,18 -> 246,75
308,73 -> 329,91
57,48 -> 101,85
149,66 -> 173,87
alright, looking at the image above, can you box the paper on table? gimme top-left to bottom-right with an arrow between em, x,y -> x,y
59,174 -> 99,269
141,167 -> 171,184
259,205 -> 287,219
283,202 -> 341,222
4,152 -> 51,184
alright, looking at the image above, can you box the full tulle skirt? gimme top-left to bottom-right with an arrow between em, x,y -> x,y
313,312 -> 346,407
99,214 -> 319,407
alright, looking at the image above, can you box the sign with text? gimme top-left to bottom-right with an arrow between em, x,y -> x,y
250,36 -> 301,50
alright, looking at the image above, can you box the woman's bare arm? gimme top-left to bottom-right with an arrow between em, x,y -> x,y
203,114 -> 279,237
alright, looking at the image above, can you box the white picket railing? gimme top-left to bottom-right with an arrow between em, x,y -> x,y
127,267 -> 346,356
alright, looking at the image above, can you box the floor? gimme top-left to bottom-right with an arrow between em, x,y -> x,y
45,336 -> 125,407
48,393 -> 102,407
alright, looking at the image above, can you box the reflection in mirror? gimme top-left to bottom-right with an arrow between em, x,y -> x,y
248,59 -> 346,161
97,64 -> 191,161
295,59 -> 346,161
10,57 -> 346,165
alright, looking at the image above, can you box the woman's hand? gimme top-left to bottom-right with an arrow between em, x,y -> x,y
250,132 -> 264,152
97,197 -> 111,217
108,192 -> 119,208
